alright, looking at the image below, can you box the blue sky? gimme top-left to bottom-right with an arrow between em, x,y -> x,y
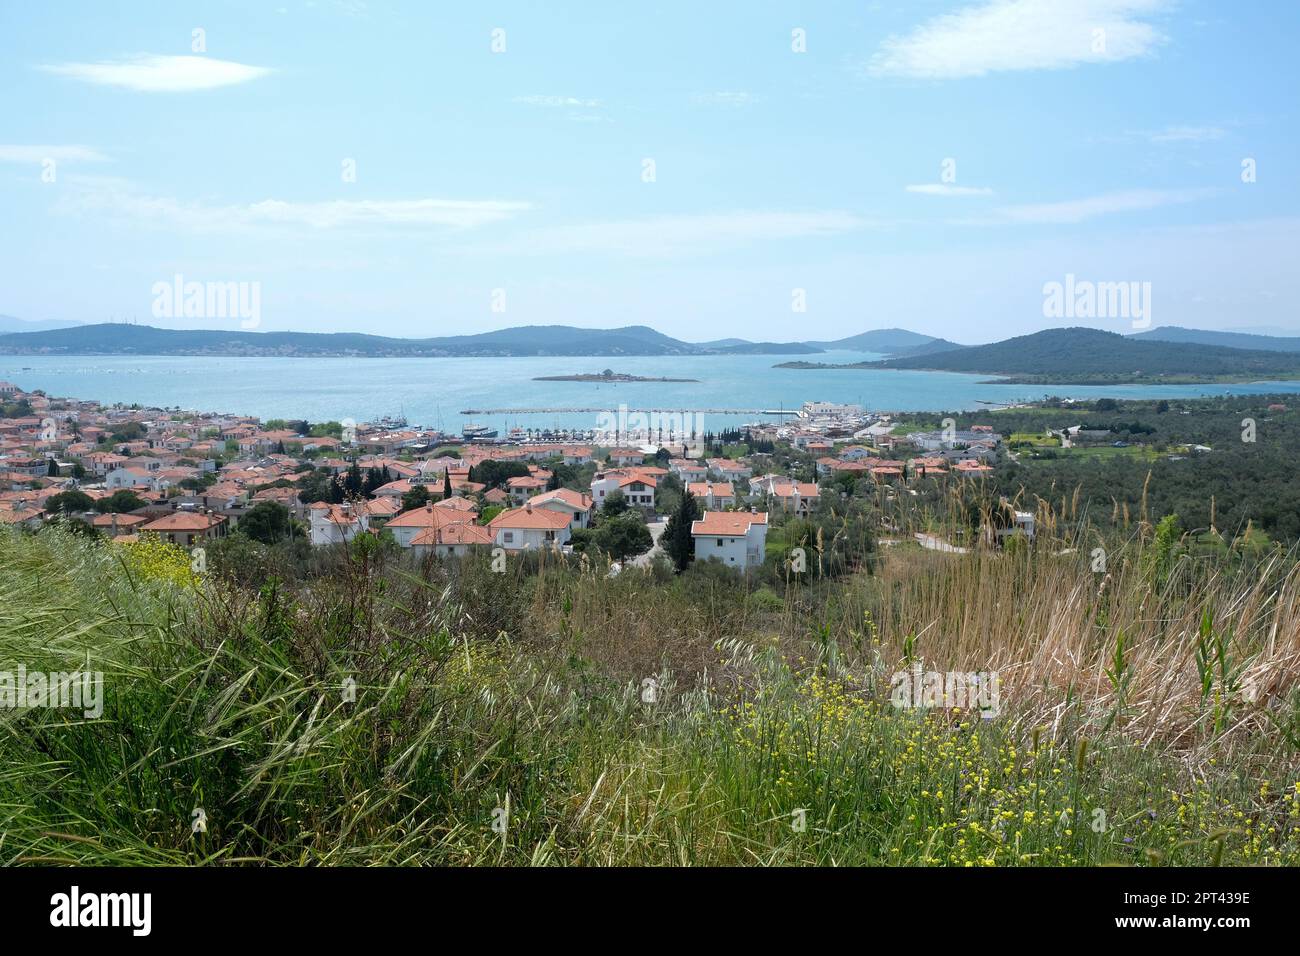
1,0 -> 1297,343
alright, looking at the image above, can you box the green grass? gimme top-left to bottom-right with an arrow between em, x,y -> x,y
1,527 -> 1297,865
1033,444 -> 1161,461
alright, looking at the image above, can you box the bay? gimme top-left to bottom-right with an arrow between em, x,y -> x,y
4,352 -> 1300,433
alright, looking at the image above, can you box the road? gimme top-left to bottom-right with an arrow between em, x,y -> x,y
631,518 -> 668,568
915,532 -> 969,554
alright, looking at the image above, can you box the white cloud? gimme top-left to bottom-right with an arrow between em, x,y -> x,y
479,210 -> 869,257
1147,125 -> 1226,143
995,188 -> 1211,224
868,0 -> 1169,79
54,178 -> 531,233
0,145 -> 109,163
906,183 -> 994,196
691,91 -> 757,107
39,55 -> 271,92
513,95 -> 602,108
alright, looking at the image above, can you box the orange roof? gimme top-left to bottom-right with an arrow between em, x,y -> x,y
434,495 -> 478,512
310,503 -> 363,525
91,512 -> 149,527
769,481 -> 820,497
410,523 -> 494,547
691,511 -> 768,536
387,503 -> 474,528
487,506 -> 573,530
529,488 -> 592,510
140,512 -> 226,532
0,508 -> 44,524
687,482 -> 735,497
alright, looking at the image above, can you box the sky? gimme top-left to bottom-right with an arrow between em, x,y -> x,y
1,0 -> 1297,344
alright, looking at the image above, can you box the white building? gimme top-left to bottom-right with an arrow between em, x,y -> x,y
384,503 -> 471,549
690,511 -> 768,571
410,522 -> 494,557
528,488 -> 594,529
487,504 -> 573,551
308,502 -> 370,546
800,401 -> 863,419
686,481 -> 736,510
591,470 -> 657,510
105,467 -> 163,491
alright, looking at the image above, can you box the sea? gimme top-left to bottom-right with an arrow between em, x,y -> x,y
4,352 -> 1300,434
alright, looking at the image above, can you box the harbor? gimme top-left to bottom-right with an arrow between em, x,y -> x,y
458,406 -> 800,416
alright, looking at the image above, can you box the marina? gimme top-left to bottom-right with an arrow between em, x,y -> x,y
459,406 -> 801,416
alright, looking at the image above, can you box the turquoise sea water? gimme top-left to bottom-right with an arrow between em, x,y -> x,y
4,352 -> 1300,433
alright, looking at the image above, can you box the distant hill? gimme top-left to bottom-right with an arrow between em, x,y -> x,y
0,315 -> 82,333
882,338 -> 965,359
803,328 -> 940,353
695,338 -> 750,348
710,340 -> 822,355
1131,326 -> 1300,353
778,327 -> 1300,384
0,322 -> 822,358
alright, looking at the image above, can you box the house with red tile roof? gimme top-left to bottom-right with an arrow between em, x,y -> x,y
360,496 -> 402,526
748,476 -> 819,516
92,512 -> 151,536
706,458 -> 753,480
690,510 -> 768,571
686,481 -> 736,509
487,503 -> 573,551
908,456 -> 949,478
385,502 -> 474,548
308,501 -> 370,546
528,487 -> 594,528
506,474 -> 547,505
410,522 -> 495,557
0,501 -> 46,530
591,469 -> 657,510
669,458 -> 709,483
138,510 -> 228,547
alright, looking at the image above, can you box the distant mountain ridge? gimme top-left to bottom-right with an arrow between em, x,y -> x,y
804,328 -> 943,353
783,327 -> 1300,384
0,322 -> 931,358
1131,326 -> 1300,353
0,315 -> 83,333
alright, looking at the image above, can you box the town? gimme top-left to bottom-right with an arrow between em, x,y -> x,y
0,383 -> 1028,571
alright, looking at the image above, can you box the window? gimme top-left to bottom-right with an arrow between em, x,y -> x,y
504,532 -> 514,543
716,538 -> 723,546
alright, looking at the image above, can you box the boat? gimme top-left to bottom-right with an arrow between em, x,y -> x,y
461,422 -> 498,440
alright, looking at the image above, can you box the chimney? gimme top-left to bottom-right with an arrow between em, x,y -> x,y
111,513 -> 119,536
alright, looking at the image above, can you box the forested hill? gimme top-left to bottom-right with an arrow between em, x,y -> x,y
873,327 -> 1300,383
0,322 -> 830,357
1131,326 -> 1300,353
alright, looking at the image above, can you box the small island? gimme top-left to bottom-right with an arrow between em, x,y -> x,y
532,368 -> 699,383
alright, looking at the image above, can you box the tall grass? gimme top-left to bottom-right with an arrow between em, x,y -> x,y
1,525 -> 1297,865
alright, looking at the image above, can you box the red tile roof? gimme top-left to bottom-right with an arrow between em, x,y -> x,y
691,511 -> 768,536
